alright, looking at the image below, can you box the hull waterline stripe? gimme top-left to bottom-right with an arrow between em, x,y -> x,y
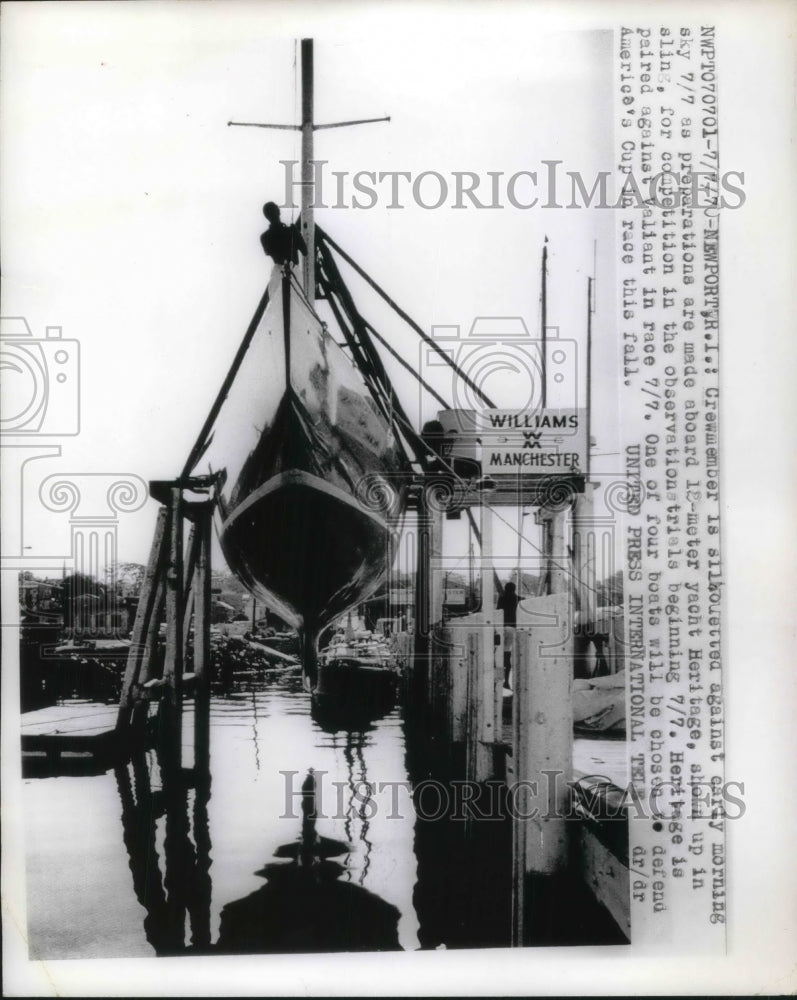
220,468 -> 391,537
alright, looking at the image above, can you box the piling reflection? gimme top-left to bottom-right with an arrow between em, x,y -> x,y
114,750 -> 212,955
402,716 -> 513,949
216,770 -> 401,953
115,745 -> 402,954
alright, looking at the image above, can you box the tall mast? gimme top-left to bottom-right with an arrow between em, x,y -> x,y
300,39 -> 314,299
586,275 -> 593,479
541,236 -> 548,409
228,39 -> 390,300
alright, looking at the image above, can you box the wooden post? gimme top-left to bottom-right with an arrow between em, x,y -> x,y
475,504 -> 497,781
413,488 -> 444,704
511,593 -> 574,945
549,507 -> 568,595
143,584 -> 165,673
535,505 -> 570,596
193,502 -> 212,781
181,524 -> 200,652
465,630 -> 479,785
430,504 -> 445,630
118,508 -> 169,732
573,485 -> 596,629
161,487 -> 184,773
449,631 -> 468,745
573,485 -> 596,678
474,637 -> 498,782
481,503 -> 495,617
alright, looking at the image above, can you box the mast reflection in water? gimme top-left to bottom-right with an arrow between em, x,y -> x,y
23,676 -> 422,957
23,673 -> 549,957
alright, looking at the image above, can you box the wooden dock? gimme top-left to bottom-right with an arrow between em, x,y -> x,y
21,702 -> 130,764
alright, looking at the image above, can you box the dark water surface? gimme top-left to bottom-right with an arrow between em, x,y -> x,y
24,674 -> 508,959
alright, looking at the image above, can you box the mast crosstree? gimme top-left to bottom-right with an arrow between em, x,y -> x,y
229,38 -> 390,298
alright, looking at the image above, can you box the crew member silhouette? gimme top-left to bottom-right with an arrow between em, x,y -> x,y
260,202 -> 307,266
497,581 -> 521,690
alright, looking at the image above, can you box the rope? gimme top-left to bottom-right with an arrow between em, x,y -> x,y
316,226 -> 496,408
181,283 -> 271,478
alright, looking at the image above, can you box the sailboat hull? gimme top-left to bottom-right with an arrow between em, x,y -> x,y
221,470 -> 394,630
195,266 -> 407,656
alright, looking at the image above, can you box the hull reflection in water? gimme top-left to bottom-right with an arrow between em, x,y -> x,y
192,266 -> 407,684
216,771 -> 401,954
115,747 -> 401,954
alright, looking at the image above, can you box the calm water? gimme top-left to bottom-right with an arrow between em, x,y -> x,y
23,673 -> 512,959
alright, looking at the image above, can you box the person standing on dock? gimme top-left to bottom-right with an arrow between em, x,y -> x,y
497,581 -> 521,691
260,202 -> 307,267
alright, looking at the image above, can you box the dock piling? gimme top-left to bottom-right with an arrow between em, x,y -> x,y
511,593 -> 574,944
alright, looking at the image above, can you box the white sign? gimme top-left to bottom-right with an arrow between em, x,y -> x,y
481,407 -> 588,474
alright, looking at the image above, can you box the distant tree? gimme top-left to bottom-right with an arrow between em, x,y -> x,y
105,562 -> 146,596
62,573 -> 104,632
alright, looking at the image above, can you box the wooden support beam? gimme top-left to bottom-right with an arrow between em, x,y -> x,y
161,487 -> 184,773
193,502 -> 212,779
511,593 -> 574,945
412,490 -> 443,689
535,505 -> 570,596
181,524 -> 200,651
449,633 -> 468,745
118,508 -> 169,729
465,630 -> 479,786
475,505 -> 498,782
139,580 -> 165,689
573,484 -> 597,629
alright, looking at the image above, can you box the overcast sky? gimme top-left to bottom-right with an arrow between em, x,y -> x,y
2,2 -> 617,577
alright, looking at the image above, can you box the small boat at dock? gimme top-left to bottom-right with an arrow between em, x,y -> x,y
315,628 -> 398,704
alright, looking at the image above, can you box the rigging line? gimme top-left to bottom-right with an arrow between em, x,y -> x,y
318,256 -> 433,468
227,121 -> 301,130
363,319 -> 451,410
312,243 -> 595,596
316,238 -> 395,395
319,269 -> 422,468
181,283 -> 272,478
318,267 -> 384,402
303,263 -> 421,467
473,495 -> 603,600
316,226 -> 497,408
403,432 -> 601,599
313,115 -> 391,131
316,236 -> 462,469
322,279 -> 458,461
318,271 -> 393,428
463,506 -> 502,596
317,241 -> 423,459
